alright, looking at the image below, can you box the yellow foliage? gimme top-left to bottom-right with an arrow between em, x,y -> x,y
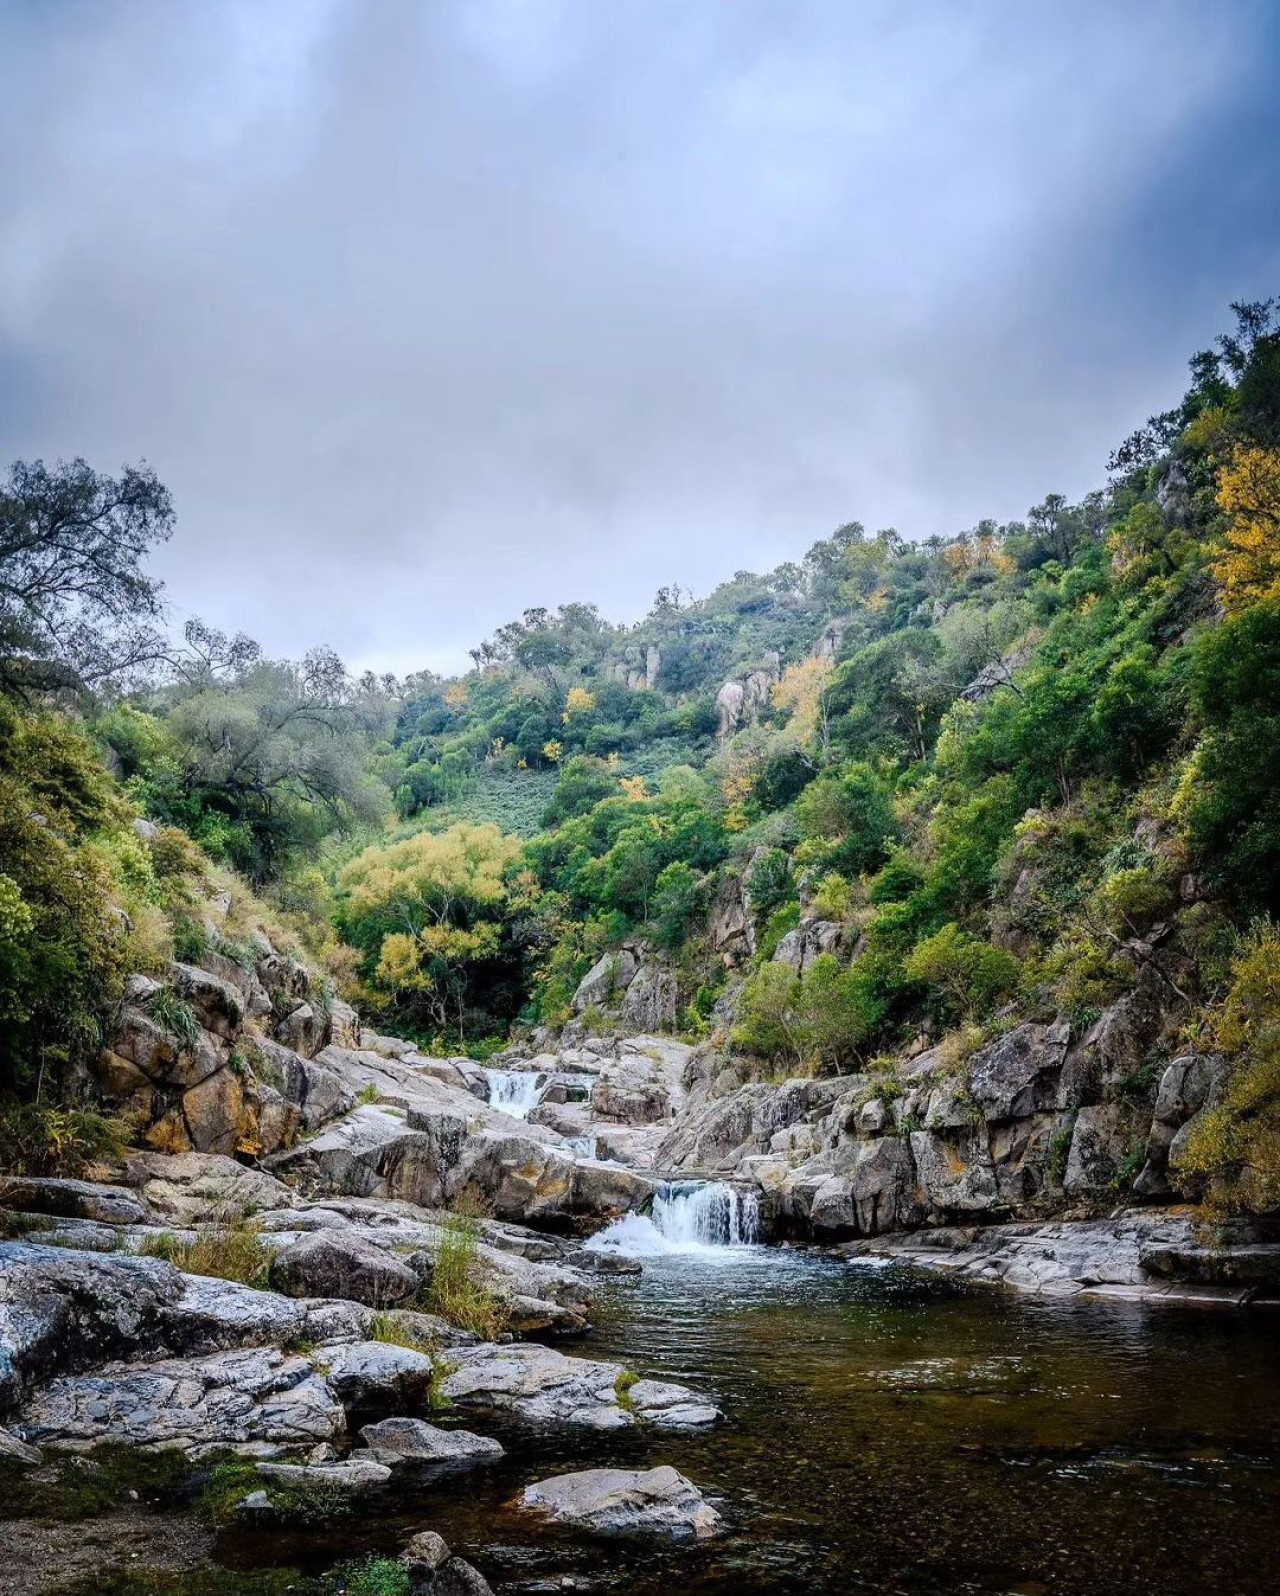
1213,446 -> 1280,613
443,683 -> 469,713
771,655 -> 832,751
619,774 -> 649,802
542,739 -> 563,764
563,687 -> 596,718
339,822 -> 522,923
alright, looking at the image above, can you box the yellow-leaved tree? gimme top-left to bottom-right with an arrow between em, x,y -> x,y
771,655 -> 833,755
336,822 -> 524,1041
1213,446 -> 1280,613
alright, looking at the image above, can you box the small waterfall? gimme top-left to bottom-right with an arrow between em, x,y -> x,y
486,1069 -> 546,1119
565,1133 -> 599,1159
651,1180 -> 761,1247
587,1178 -> 761,1256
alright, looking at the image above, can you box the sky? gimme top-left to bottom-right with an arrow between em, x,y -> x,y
2,1 -> 1278,676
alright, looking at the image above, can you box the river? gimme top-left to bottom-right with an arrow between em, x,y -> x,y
231,1235 -> 1280,1596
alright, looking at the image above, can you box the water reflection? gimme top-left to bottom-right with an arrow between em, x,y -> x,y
230,1247 -> 1280,1596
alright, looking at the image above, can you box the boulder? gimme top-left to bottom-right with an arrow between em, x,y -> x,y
966,1022 -> 1070,1122
318,1340 -> 434,1413
440,1343 -> 718,1430
15,1347 -> 343,1456
573,949 -> 638,1013
0,1177 -> 149,1228
256,1456 -> 391,1493
269,1230 -> 420,1306
1064,1104 -> 1133,1197
359,1415 -> 502,1466
521,1465 -> 722,1540
622,964 -> 678,1032
909,1130 -> 1001,1217
171,961 -> 244,1038
274,1002 -> 327,1059
123,1151 -> 296,1226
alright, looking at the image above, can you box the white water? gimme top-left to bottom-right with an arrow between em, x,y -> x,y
565,1134 -> 599,1159
485,1069 -> 546,1119
586,1179 -> 761,1257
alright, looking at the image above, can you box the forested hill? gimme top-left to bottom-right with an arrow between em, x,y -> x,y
1,300 -> 1278,1213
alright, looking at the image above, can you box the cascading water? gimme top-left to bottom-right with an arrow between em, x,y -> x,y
586,1178 -> 761,1257
565,1134 -> 599,1159
652,1180 -> 761,1246
485,1069 -> 547,1119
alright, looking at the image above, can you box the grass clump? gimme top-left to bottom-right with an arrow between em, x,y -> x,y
427,1207 -> 510,1341
614,1368 -> 640,1411
147,987 -> 202,1049
139,1218 -> 272,1288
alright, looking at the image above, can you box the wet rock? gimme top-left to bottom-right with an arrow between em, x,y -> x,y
521,1465 -> 722,1539
434,1560 -> 495,1596
440,1343 -> 718,1430
256,1456 -> 391,1492
268,1229 -> 420,1306
359,1415 -> 503,1466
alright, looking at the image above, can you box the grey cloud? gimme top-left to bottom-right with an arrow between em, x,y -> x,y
1,0 -> 1276,672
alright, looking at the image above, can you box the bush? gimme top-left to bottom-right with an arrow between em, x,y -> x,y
904,922 -> 1021,1020
0,1101 -> 127,1177
795,762 -> 897,878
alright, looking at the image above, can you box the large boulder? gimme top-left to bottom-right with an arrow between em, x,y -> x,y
521,1466 -> 721,1540
15,1347 -> 343,1456
0,1178 -> 148,1228
317,1340 -> 434,1414
123,1151 -> 296,1225
269,1230 -> 420,1306
1063,1104 -> 1133,1197
966,1022 -> 1070,1122
573,949 -> 639,1013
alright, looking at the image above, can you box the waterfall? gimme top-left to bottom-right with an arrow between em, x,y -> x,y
586,1178 -> 761,1257
486,1069 -> 546,1119
565,1133 -> 599,1159
651,1181 -> 761,1246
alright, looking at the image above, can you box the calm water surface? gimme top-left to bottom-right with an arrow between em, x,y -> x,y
235,1248 -> 1280,1596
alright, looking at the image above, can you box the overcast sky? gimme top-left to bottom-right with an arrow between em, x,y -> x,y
2,1 -> 1278,675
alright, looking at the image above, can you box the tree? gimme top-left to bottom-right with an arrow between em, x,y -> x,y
0,457 -> 173,694
796,762 -> 897,877
904,922 -> 1020,1020
336,822 -> 525,1041
1213,446 -> 1280,613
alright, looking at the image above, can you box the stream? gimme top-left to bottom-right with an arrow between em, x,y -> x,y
228,1211 -> 1280,1596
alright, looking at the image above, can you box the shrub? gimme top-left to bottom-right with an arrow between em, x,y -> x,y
904,922 -> 1021,1020
147,988 -> 202,1049
0,1101 -> 127,1177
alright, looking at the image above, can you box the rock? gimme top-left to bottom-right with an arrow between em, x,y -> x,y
0,1424 -> 41,1466
909,1130 -> 1002,1217
772,920 -> 845,975
402,1530 -> 451,1570
434,1560 -> 495,1596
359,1415 -> 503,1466
621,964 -> 678,1032
182,1066 -> 250,1156
1063,1104 -> 1133,1197
521,1465 -> 722,1540
256,1456 -> 391,1492
573,949 -> 638,1013
274,1002 -> 326,1059
123,1151 -> 296,1226
112,1005 -> 225,1090
0,1177 -> 149,1228
171,961 -> 244,1038
16,1347 -> 343,1455
440,1343 -> 718,1430
268,1230 -> 420,1306
318,1340 -> 434,1414
966,1022 -> 1070,1122
252,1039 -> 355,1133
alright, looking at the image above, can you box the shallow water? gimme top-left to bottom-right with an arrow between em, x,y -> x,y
232,1247 -> 1280,1595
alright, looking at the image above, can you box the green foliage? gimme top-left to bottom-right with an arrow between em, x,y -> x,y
147,988 -> 201,1049
795,762 -> 897,877
734,952 -> 884,1071
428,1207 -> 510,1340
904,923 -> 1021,1021
0,1101 -> 127,1177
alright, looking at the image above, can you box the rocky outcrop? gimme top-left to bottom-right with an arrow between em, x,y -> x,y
439,1343 -> 719,1430
521,1465 -> 721,1539
268,1229 -> 421,1306
357,1416 -> 503,1467
715,653 -> 781,736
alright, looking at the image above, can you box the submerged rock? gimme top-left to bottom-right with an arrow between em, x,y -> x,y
520,1465 -> 722,1539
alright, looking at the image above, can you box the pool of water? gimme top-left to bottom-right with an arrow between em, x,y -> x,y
231,1246 -> 1280,1595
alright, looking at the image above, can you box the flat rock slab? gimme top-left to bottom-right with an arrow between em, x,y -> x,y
256,1457 -> 392,1492
440,1343 -> 719,1430
15,1347 -> 343,1455
358,1415 -> 503,1465
521,1465 -> 722,1539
